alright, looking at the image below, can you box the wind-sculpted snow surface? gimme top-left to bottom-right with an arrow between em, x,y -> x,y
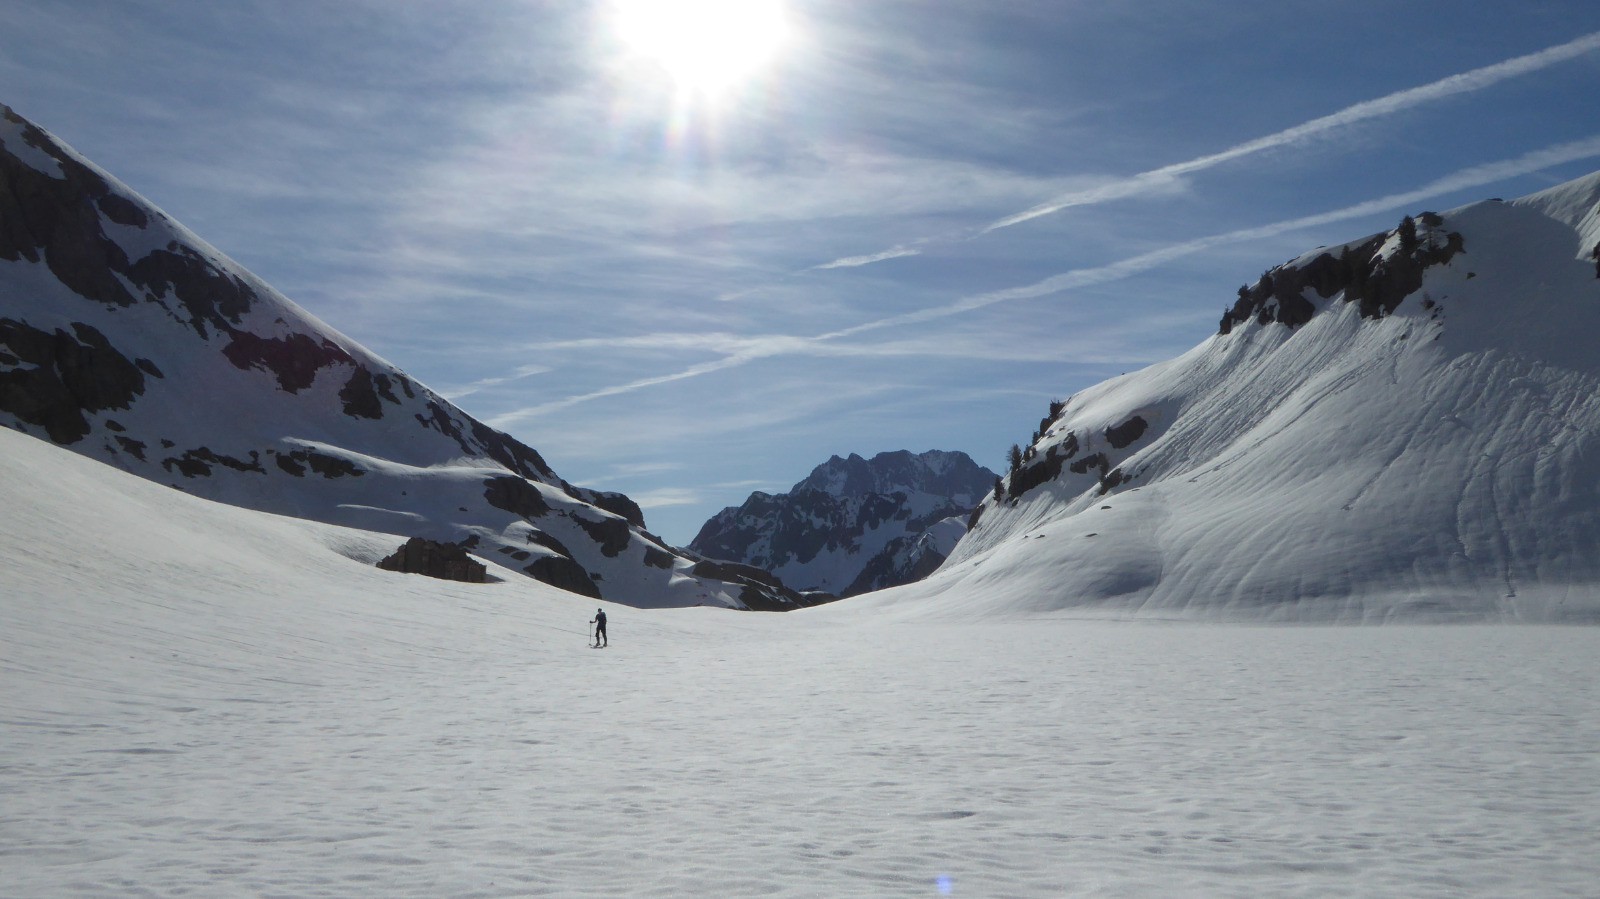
5,427 -> 1599,897
690,450 -> 996,596
0,103 -> 800,609
877,173 -> 1600,621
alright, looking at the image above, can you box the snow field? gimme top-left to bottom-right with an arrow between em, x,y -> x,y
5,428 -> 1600,896
9,607 -> 1600,897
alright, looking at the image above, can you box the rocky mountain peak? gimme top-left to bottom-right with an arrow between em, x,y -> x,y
690,449 -> 997,597
794,449 -> 991,504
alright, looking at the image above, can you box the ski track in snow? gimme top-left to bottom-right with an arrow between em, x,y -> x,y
6,600 -> 1599,897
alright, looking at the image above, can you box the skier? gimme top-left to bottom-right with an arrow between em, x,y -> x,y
590,608 -> 607,648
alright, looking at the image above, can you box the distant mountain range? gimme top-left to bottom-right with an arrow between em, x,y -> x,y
0,103 -> 806,610
861,172 -> 1600,621
689,450 -> 996,597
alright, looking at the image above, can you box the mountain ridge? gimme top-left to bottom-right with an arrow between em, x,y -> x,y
856,171 -> 1600,621
690,449 -> 996,596
0,102 -> 806,610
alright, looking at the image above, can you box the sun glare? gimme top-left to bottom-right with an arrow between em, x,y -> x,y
614,0 -> 790,97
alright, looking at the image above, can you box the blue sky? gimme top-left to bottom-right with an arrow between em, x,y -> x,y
4,1 -> 1600,544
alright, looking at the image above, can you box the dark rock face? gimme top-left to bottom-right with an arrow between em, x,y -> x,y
1,108 -> 141,309
128,246 -> 256,339
523,555 -> 602,598
692,491 -> 778,563
484,475 -> 551,518
998,405 -> 1149,506
339,367 -> 386,419
841,532 -> 948,596
525,528 -> 576,559
1219,216 -> 1465,335
1008,444 -> 1069,500
690,450 -> 997,597
113,434 -> 147,460
0,319 -> 150,444
687,558 -> 816,610
161,446 -> 266,478
572,513 -> 631,558
1105,416 -> 1148,450
270,448 -> 364,478
697,489 -> 904,575
577,489 -> 646,529
222,332 -> 350,394
377,537 -> 487,583
792,449 -> 992,501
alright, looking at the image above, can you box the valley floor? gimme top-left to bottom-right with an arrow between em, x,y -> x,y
6,588 -> 1598,897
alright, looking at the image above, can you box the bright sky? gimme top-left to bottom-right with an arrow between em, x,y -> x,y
4,1 -> 1599,545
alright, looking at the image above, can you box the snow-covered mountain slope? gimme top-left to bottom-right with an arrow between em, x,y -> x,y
0,103 -> 802,610
689,450 -> 996,596
860,174 -> 1600,622
13,423 -> 1597,897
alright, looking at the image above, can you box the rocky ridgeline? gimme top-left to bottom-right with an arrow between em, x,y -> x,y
690,450 -> 996,597
978,213 -> 1471,523
1219,213 -> 1464,334
0,102 -> 802,610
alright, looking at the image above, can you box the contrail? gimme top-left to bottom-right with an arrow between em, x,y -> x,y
830,135 -> 1600,338
488,355 -> 751,429
982,30 -> 1600,233
495,136 -> 1600,420
437,364 -> 551,401
812,246 -> 922,270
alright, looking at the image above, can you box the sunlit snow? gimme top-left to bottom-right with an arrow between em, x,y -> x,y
5,426 -> 1597,897
876,174 -> 1600,622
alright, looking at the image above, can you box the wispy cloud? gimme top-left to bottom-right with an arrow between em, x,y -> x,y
982,30 -> 1600,232
489,135 -> 1600,421
803,30 -> 1600,272
829,134 -> 1600,338
614,478 -> 793,513
520,329 -> 1136,366
627,472 -> 856,511
605,461 -> 685,478
813,246 -> 922,270
436,364 -> 552,401
488,356 -> 751,429
624,487 -> 707,510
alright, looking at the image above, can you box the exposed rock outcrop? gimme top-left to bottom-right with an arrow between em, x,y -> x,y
1219,213 -> 1465,335
378,538 -> 487,583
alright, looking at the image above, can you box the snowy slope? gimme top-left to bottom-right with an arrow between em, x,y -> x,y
689,450 -> 995,596
0,103 -> 801,610
864,174 -> 1600,621
7,420 -> 1600,897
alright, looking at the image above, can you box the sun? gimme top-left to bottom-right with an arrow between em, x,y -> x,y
613,0 -> 790,98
